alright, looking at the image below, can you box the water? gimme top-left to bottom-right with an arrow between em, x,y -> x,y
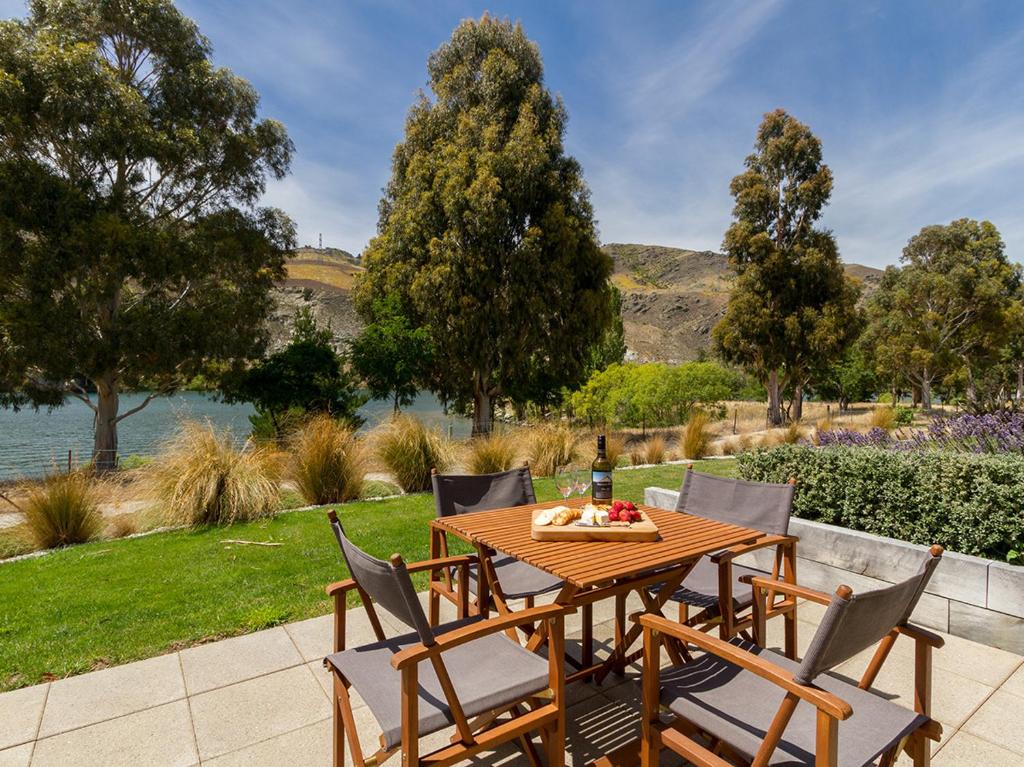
0,391 -> 470,480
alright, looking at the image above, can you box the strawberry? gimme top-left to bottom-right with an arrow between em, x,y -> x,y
625,501 -> 636,512
608,510 -> 620,522
611,500 -> 624,512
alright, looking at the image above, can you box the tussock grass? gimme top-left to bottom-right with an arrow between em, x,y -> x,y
143,421 -> 281,526
783,422 -> 804,444
20,472 -> 101,549
526,424 -> 578,476
869,406 -> 897,431
289,415 -> 366,505
605,435 -> 626,468
718,434 -> 752,456
465,431 -> 519,475
680,410 -> 713,459
375,414 -> 452,492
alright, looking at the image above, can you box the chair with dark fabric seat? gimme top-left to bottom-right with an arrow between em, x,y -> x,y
323,510 -> 568,767
636,545 -> 945,767
652,469 -> 800,657
429,466 -> 564,624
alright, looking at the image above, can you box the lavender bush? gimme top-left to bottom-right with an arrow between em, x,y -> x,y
814,412 -> 1024,455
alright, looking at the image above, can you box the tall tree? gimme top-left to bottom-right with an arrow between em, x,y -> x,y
712,109 -> 861,424
863,219 -> 1019,410
0,0 -> 294,469
355,15 -> 612,435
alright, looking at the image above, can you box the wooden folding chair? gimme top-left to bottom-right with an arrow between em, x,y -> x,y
637,545 -> 945,767
325,511 -> 568,767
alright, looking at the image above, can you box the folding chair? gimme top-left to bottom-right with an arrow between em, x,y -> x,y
637,545 -> 944,767
324,510 -> 568,767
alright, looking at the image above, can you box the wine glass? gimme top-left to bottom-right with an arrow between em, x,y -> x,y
574,471 -> 591,500
554,468 -> 575,502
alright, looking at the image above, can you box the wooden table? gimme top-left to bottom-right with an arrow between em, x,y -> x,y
430,498 -> 764,683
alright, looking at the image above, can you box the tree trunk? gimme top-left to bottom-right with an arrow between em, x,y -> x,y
920,373 -> 933,411
792,382 -> 804,422
965,367 -> 978,410
766,369 -> 783,426
1016,362 -> 1023,404
93,376 -> 119,472
471,372 -> 492,436
393,392 -> 400,414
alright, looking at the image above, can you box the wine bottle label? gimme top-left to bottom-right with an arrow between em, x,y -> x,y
592,471 -> 612,501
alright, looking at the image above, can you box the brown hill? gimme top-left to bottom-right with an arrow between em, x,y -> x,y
266,244 -> 883,361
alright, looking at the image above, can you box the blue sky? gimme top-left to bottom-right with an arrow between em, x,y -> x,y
4,0 -> 1024,267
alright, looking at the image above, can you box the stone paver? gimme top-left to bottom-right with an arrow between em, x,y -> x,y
37,652 -> 185,738
6,596 -> 1022,765
0,682 -> 47,750
31,700 -> 197,767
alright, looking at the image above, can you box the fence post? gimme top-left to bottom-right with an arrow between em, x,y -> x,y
67,449 -> 72,474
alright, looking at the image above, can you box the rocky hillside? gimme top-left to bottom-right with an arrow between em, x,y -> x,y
268,244 -> 883,361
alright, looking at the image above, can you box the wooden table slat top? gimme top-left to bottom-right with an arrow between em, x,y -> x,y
431,499 -> 763,588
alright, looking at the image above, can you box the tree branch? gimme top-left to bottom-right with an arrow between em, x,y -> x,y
114,391 -> 161,423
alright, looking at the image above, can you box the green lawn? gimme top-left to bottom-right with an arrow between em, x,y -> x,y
0,460 -> 735,691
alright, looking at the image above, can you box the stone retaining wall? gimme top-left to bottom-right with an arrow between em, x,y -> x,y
645,486 -> 1024,655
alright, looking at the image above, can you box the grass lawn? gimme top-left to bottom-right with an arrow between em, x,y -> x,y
0,460 -> 735,691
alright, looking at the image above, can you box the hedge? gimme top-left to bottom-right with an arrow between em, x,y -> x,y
737,445 -> 1024,563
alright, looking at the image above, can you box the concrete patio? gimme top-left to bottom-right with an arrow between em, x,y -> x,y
2,591 -> 1022,767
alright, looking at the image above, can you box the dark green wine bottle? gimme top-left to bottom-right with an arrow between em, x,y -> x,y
591,434 -> 613,502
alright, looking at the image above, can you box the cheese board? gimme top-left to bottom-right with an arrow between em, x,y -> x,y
530,504 -> 660,542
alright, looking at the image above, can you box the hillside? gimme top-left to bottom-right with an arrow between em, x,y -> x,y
266,244 -> 883,361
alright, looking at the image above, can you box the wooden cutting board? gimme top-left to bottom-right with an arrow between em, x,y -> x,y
530,507 -> 660,542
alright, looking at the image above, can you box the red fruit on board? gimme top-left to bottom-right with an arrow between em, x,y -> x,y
625,501 -> 636,511
612,500 -> 624,512
608,510 -> 620,522
631,511 -> 642,522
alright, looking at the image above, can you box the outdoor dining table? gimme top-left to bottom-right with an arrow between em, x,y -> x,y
429,497 -> 768,685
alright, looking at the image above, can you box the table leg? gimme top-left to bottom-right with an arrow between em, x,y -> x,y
581,603 -> 594,672
474,543 -> 491,620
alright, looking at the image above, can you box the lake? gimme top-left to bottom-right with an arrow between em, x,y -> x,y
0,391 -> 471,480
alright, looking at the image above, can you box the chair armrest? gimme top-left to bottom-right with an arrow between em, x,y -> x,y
636,613 -> 852,720
401,554 -> 478,575
740,575 -> 833,606
391,603 -> 574,670
897,623 -> 945,649
325,579 -> 358,597
710,535 -> 798,564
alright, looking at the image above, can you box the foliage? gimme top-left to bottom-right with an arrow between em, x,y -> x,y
375,414 -> 452,493
811,345 -> 879,411
464,431 -> 519,475
586,285 -> 628,373
142,421 -> 281,526
19,472 -> 101,549
0,0 -> 295,469
223,309 -> 366,440
570,361 -> 736,428
356,15 -> 612,434
680,410 -> 713,459
289,415 -> 366,505
526,424 -> 578,476
713,109 -> 863,425
869,406 -> 897,431
894,406 -> 915,427
738,445 -> 1024,562
349,294 -> 434,413
862,219 -> 1020,410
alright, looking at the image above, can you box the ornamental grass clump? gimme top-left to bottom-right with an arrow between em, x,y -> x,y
465,431 -> 519,475
20,472 -> 101,549
605,435 -> 626,468
376,414 -> 452,492
144,421 -> 281,526
289,415 -> 366,505
526,424 -> 578,476
869,406 -> 897,431
680,410 -> 713,459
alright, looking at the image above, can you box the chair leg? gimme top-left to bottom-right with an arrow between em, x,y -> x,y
332,672 -> 345,767
334,671 -> 366,767
678,600 -> 688,625
909,731 -> 931,766
784,608 -> 798,660
546,710 -> 564,766
428,585 -> 440,627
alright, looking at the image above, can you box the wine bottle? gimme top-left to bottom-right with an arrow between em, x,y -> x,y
591,434 -> 613,502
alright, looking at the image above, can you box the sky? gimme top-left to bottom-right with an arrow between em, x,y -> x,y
3,0 -> 1024,268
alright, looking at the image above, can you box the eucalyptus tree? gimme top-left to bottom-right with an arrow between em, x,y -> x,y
356,15 -> 612,435
713,109 -> 861,424
0,0 -> 294,469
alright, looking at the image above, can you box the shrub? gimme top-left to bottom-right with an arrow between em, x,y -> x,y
869,406 -> 896,431
737,444 -> 1024,562
719,434 -> 752,456
894,406 -> 915,427
144,421 -> 281,526
289,415 -> 366,505
20,472 -> 101,549
465,431 -> 518,475
376,414 -> 452,492
680,410 -> 712,459
783,422 -> 803,444
526,424 -> 578,476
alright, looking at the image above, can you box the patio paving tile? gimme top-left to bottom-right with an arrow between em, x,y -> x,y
179,626 -> 304,695
933,730 -> 1024,765
961,689 -> 1024,755
0,744 -> 32,767
37,652 -> 185,738
999,661 -> 1024,697
202,720 -> 331,767
188,665 -> 330,761
30,700 -> 197,767
285,610 -> 388,664
306,660 -> 335,700
0,683 -> 47,750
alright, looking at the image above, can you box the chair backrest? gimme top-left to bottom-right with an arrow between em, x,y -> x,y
794,546 -> 943,684
675,470 -> 793,536
327,511 -> 436,647
431,465 -> 536,518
